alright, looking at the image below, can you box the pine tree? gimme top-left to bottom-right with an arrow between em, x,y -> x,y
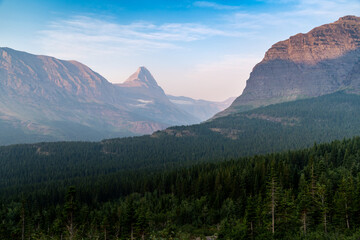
335,175 -> 354,229
245,195 -> 256,239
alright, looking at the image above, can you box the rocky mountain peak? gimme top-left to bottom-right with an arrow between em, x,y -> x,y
124,66 -> 159,88
216,15 -> 360,118
337,15 -> 360,22
263,15 -> 360,65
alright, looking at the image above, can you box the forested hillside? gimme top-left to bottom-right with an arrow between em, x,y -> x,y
2,92 -> 360,199
2,92 -> 360,238
2,137 -> 360,239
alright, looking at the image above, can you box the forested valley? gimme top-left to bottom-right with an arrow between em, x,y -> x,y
3,11 -> 360,240
2,137 -> 360,239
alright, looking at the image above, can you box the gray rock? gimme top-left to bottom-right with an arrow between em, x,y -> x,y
217,15 -> 360,117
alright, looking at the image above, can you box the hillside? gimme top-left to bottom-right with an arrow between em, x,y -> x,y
2,91 -> 360,201
168,95 -> 235,121
2,133 -> 360,239
0,49 -> 231,144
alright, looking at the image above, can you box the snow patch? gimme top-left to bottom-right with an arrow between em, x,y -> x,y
170,99 -> 193,105
137,99 -> 153,104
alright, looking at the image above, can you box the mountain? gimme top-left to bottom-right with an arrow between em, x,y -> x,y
5,16 -> 360,238
0,48 -> 210,144
167,95 -> 235,121
217,15 -> 360,117
122,66 -> 160,88
117,67 -> 234,123
115,67 -> 200,126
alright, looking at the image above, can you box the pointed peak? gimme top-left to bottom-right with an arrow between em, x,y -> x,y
124,66 -> 159,88
137,66 -> 150,73
337,15 -> 360,22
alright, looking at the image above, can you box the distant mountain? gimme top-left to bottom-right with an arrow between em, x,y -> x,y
115,67 -> 200,126
217,15 -> 360,117
0,48 -> 223,144
167,95 -> 235,121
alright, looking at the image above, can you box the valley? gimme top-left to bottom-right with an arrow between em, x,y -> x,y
2,13 -> 360,240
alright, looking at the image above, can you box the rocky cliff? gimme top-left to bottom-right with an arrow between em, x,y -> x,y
218,15 -> 360,117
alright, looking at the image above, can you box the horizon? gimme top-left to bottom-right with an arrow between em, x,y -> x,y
1,0 -> 360,101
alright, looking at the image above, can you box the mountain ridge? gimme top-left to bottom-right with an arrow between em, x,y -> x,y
217,15 -> 360,117
0,48 -> 232,144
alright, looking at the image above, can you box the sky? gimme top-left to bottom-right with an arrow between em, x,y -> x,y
1,0 -> 360,101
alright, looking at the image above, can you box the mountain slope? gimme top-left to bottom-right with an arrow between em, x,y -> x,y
0,49 -> 207,144
0,47 -> 138,143
3,91 -> 360,194
115,67 -> 200,126
217,15 -> 360,117
167,95 -> 235,121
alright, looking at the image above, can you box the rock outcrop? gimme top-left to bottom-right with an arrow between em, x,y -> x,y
218,15 -> 360,117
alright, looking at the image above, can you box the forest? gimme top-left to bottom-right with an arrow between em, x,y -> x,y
3,92 -> 360,200
2,92 -> 360,239
2,137 -> 360,239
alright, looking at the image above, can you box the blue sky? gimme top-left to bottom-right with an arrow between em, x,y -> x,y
1,0 -> 360,101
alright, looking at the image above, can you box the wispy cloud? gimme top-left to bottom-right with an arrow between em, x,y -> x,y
293,0 -> 360,16
231,0 -> 360,29
193,1 -> 241,10
35,0 -> 360,100
39,0 -> 360,61
222,0 -> 360,45
39,15 -> 242,60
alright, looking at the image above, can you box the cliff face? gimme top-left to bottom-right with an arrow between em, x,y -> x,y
264,16 -> 360,64
219,16 -> 360,116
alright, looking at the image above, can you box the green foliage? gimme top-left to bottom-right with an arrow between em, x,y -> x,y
2,92 -> 360,238
1,137 -> 360,238
3,92 -> 360,204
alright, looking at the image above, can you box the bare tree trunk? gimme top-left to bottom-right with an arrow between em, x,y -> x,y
345,201 -> 350,229
131,225 -> 134,240
67,212 -> 74,240
104,227 -> 107,240
271,178 -> 275,234
303,212 -> 307,235
21,207 -> 25,240
320,197 -> 327,233
311,164 -> 315,199
324,211 -> 327,233
250,221 -> 254,239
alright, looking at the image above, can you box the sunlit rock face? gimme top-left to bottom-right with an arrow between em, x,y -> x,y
218,16 -> 360,117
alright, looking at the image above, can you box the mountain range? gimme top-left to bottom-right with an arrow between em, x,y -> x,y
2,15 -> 360,149
3,15 -> 360,240
0,48 -> 232,145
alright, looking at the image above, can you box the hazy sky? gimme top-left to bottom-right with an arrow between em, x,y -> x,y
1,0 -> 360,101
